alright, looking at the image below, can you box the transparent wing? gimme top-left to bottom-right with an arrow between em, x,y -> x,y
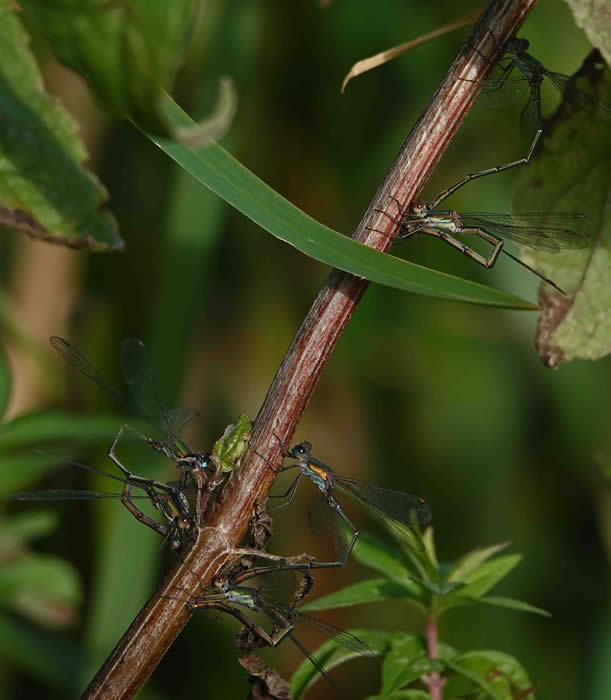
545,70 -> 611,124
459,213 -> 589,251
519,88 -> 542,137
336,477 -> 431,552
165,407 -> 200,435
291,612 -> 375,657
478,74 -> 531,107
307,496 -> 349,560
120,338 -> 174,436
50,336 -> 139,415
3,489 -> 151,501
307,495 -> 334,536
258,569 -> 299,609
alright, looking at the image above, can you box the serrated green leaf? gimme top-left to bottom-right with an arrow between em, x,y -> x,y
352,531 -> 415,583
438,555 -> 522,614
444,650 -> 535,700
143,96 -> 537,309
301,578 -> 422,612
0,340 -> 10,419
290,628 -> 398,699
513,52 -> 611,366
0,411 -> 125,452
20,0 -> 198,134
0,0 -> 121,249
212,413 -> 251,473
447,541 -> 511,583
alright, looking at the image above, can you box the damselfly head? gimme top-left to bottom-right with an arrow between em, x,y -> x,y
212,573 -> 229,591
506,37 -> 529,55
289,441 -> 312,460
410,201 -> 428,218
176,514 -> 192,531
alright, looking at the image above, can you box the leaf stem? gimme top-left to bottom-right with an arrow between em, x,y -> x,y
81,1 -> 540,697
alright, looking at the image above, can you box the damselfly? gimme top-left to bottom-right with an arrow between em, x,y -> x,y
3,458 -> 198,551
187,566 -> 375,694
476,37 -> 611,139
50,337 -> 218,505
370,152 -> 588,294
268,441 -> 431,567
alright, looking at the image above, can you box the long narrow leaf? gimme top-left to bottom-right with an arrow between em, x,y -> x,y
142,96 -> 537,309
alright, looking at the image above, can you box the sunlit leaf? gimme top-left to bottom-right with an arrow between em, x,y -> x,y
144,96 -> 537,309
0,0 -> 121,249
513,51 -> 611,366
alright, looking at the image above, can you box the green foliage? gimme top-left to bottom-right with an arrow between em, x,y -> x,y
290,628 -> 399,699
514,52 -> 611,365
19,0 -> 199,134
0,0 -> 121,249
144,97 -> 536,310
0,411 -> 128,452
212,413 -> 251,473
0,611 -> 83,692
0,2 -> 607,698
293,528 -> 543,697
0,340 -> 10,419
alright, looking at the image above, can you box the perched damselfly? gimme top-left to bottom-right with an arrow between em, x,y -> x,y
50,337 -> 218,507
187,566 -> 374,694
371,149 -> 588,294
3,458 -> 199,551
268,441 -> 431,567
476,37 -> 611,139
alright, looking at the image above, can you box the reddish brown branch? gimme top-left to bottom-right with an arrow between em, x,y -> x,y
82,1 -> 539,697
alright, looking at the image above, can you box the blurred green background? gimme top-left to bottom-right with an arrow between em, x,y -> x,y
1,0 -> 609,698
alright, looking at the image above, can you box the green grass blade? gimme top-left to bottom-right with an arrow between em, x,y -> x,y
140,96 -> 537,309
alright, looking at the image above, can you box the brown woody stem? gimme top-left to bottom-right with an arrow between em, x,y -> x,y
82,1 -> 538,697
